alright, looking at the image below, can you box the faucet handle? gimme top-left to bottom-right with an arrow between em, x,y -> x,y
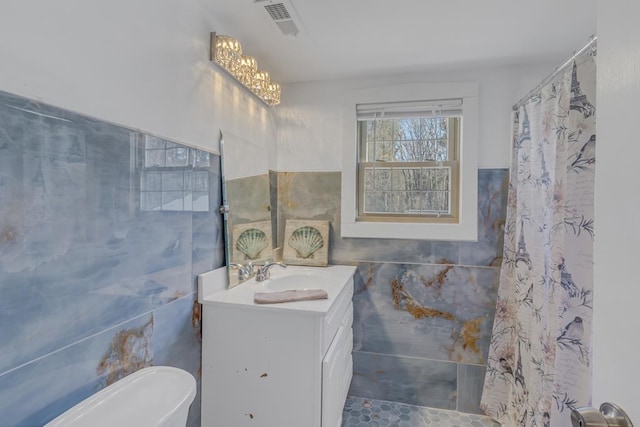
229,262 -> 255,281
256,261 -> 287,281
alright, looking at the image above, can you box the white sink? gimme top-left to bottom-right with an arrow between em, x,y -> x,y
265,273 -> 327,292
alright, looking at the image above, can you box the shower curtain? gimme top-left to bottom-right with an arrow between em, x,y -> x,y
480,44 -> 596,427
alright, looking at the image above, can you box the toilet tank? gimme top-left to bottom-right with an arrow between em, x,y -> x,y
45,366 -> 197,427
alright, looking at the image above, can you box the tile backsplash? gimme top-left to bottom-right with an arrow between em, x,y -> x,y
274,168 -> 508,414
0,90 -> 224,426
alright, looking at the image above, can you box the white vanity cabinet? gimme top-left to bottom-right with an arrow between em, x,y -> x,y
200,265 -> 356,427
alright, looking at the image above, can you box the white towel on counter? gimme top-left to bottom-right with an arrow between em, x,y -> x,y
254,289 -> 328,304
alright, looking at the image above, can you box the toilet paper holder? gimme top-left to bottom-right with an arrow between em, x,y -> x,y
571,402 -> 633,427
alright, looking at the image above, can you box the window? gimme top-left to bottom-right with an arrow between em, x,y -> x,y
341,82 -> 478,241
140,135 -> 211,212
357,101 -> 461,223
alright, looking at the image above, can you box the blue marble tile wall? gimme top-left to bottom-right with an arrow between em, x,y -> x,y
0,90 -> 225,427
275,169 -> 507,415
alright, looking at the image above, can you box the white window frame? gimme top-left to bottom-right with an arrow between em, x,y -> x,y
341,82 -> 479,241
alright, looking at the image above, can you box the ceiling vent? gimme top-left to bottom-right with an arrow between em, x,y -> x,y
254,0 -> 304,36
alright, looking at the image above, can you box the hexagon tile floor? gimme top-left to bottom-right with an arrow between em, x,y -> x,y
342,396 -> 501,427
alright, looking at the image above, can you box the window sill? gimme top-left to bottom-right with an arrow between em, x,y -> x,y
341,216 -> 477,241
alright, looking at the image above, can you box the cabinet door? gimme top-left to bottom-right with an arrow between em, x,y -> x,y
321,323 -> 353,427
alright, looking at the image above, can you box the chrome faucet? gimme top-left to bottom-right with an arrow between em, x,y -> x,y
256,261 -> 287,282
229,262 -> 255,281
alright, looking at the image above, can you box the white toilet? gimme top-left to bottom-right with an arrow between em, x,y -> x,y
45,366 -> 197,427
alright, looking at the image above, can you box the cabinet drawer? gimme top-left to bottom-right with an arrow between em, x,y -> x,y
341,355 -> 353,402
322,279 -> 353,352
341,303 -> 353,331
322,325 -> 353,427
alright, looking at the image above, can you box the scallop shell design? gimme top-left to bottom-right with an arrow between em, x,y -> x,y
288,226 -> 324,259
235,228 -> 269,260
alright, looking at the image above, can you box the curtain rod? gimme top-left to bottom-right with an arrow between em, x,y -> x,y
513,35 -> 597,110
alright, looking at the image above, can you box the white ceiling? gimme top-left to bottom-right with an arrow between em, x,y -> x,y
207,0 -> 597,84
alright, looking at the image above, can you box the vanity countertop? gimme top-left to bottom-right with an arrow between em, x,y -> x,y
198,264 -> 356,315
